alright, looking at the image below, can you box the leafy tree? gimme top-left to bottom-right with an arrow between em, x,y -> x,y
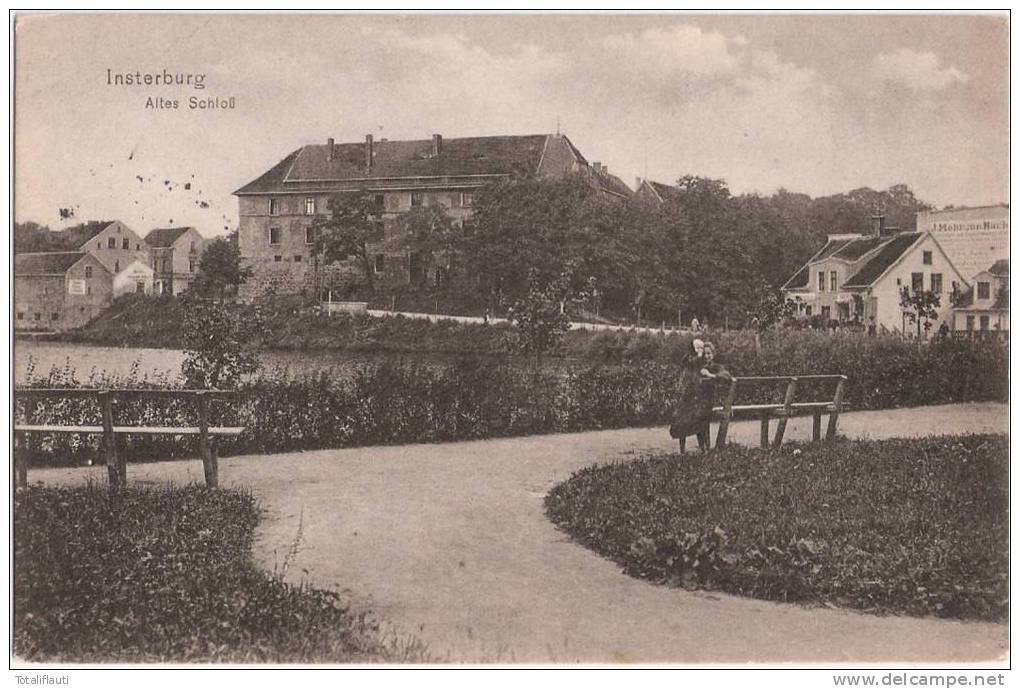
14,222 -> 65,253
181,297 -> 263,389
310,190 -> 382,293
994,283 -> 1009,309
191,233 -> 251,298
746,282 -> 796,357
899,287 -> 941,341
506,269 -> 577,358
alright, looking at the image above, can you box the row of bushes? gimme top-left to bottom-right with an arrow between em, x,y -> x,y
545,434 -> 1010,622
15,360 -> 686,464
15,337 -> 1008,465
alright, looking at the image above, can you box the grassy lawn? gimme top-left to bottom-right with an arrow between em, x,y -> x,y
545,434 -> 1008,622
14,483 -> 429,663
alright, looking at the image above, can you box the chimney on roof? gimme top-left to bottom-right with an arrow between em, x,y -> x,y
871,215 -> 885,236
326,138 -> 335,162
432,133 -> 443,157
592,161 -> 602,174
365,134 -> 374,172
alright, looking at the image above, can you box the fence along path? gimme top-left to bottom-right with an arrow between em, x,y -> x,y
365,308 -> 691,335
13,388 -> 243,489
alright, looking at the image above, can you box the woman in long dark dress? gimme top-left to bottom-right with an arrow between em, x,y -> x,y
669,339 -> 732,453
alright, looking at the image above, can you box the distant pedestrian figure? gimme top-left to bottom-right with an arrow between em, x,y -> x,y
690,317 -> 700,333
669,340 -> 732,453
937,321 -> 950,340
868,316 -> 877,337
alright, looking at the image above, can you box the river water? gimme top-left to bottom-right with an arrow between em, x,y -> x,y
13,341 -> 464,385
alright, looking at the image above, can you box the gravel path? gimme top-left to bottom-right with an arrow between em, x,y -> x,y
28,402 -> 1009,664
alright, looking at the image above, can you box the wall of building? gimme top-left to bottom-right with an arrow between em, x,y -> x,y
113,261 -> 154,297
82,221 -> 149,274
916,206 -> 1009,281
14,275 -> 65,330
239,190 -> 478,298
868,234 -> 963,335
150,230 -> 205,295
14,255 -> 112,331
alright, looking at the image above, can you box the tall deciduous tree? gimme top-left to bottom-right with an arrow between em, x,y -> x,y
191,233 -> 251,298
310,190 -> 382,293
181,297 -> 263,389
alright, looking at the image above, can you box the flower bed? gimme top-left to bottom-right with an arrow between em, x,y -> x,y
545,434 -> 1009,622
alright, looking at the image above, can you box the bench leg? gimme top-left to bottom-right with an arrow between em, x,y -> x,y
812,413 -> 822,442
15,434 -> 29,489
759,416 -> 770,449
772,417 -> 789,449
697,424 -> 710,451
203,440 -> 219,488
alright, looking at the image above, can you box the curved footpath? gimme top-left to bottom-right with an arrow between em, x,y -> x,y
30,402 -> 1009,664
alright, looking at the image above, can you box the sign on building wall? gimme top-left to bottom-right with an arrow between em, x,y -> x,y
67,279 -> 86,295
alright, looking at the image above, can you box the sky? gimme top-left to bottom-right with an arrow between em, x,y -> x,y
14,12 -> 1009,238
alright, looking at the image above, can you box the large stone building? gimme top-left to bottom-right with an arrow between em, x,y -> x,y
14,252 -> 113,331
915,204 -> 1009,281
233,132 -> 630,297
782,217 -> 967,335
144,226 -> 206,295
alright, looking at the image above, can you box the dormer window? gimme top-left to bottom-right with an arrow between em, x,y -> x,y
305,198 -> 316,215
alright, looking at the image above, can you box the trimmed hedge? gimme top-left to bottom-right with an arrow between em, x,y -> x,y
15,335 -> 1008,466
545,435 -> 1009,622
14,484 -> 427,662
15,360 -> 688,464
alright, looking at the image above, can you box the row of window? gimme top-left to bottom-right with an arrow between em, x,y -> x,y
16,312 -> 60,321
965,315 -> 994,331
896,273 -> 946,293
268,226 -> 315,246
269,192 -> 475,216
818,251 -> 941,294
99,237 -> 143,251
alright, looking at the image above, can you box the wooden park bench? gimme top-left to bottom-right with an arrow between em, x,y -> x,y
13,388 -> 245,490
710,374 -> 848,449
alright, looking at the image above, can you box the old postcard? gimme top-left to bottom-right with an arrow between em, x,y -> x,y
10,11 -> 1010,675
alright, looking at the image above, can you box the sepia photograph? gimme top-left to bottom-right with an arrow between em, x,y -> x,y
8,10 -> 1011,673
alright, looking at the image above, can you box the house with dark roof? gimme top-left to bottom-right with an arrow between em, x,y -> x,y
144,226 -> 206,295
782,216 -> 967,335
51,220 -> 150,275
634,179 -> 677,204
951,259 -> 1009,336
14,252 -> 113,331
232,132 -> 626,297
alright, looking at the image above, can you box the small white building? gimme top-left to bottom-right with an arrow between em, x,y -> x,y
952,259 -> 1009,336
783,220 -> 967,336
112,258 -> 155,297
